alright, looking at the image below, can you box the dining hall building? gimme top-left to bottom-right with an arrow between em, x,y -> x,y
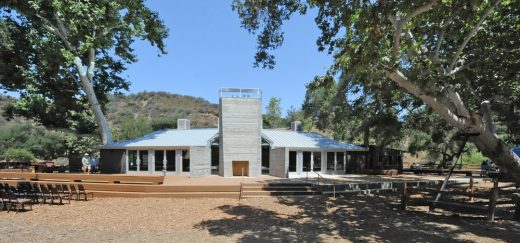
99,88 -> 369,178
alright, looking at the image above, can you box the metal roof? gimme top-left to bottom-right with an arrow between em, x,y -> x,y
261,129 -> 367,150
101,128 -> 219,149
101,128 -> 367,151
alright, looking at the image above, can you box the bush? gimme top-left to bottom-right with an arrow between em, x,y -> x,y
3,148 -> 35,163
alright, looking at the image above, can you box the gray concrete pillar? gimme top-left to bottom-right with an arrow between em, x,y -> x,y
136,150 -> 141,172
297,150 -> 303,174
175,149 -> 182,175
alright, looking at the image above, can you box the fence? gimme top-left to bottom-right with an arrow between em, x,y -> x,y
400,177 -> 520,221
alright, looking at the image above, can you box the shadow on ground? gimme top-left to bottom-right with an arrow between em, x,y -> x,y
195,194 -> 520,242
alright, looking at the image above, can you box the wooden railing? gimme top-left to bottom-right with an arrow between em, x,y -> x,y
400,178 -> 520,221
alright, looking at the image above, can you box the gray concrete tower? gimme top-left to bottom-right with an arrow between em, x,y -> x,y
218,88 -> 262,177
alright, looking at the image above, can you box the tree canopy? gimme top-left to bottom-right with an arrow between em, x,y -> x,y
233,0 -> 520,181
264,97 -> 283,128
0,0 -> 169,144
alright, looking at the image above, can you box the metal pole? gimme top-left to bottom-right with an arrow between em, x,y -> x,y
433,135 -> 471,205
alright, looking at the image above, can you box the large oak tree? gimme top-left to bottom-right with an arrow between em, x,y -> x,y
233,0 -> 520,181
0,0 -> 168,144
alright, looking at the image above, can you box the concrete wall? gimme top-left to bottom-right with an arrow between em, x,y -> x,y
219,97 -> 262,177
269,148 -> 288,178
190,146 -> 211,177
99,149 -> 126,174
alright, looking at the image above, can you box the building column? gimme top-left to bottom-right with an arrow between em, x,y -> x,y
321,151 -> 326,173
125,150 -> 129,173
334,152 -> 338,172
296,150 -> 303,174
148,150 -> 154,174
162,150 -> 167,171
343,152 -> 347,174
136,150 -> 141,172
175,149 -> 182,175
310,151 -> 314,172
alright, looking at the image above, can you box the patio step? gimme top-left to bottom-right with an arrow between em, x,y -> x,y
240,182 -> 321,198
91,190 -> 239,199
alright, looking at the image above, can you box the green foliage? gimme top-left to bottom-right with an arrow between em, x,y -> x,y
265,97 -> 283,128
3,148 -> 35,163
150,117 -> 177,131
113,117 -> 153,142
233,0 -> 520,167
0,122 -> 67,160
0,0 -> 169,139
64,134 -> 100,156
461,151 -> 487,165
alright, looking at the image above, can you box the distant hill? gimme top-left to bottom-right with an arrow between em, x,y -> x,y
106,91 -> 219,128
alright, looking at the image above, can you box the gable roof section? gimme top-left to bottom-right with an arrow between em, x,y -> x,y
261,129 -> 367,151
101,128 -> 367,151
101,128 -> 219,149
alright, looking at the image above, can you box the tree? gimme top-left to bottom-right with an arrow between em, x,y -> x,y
265,97 -> 283,128
3,148 -> 35,163
0,0 -> 168,144
112,117 -> 153,142
233,0 -> 520,182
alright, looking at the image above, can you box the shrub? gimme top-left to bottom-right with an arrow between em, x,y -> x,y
3,148 -> 35,163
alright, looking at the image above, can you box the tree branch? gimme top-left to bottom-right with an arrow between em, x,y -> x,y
87,48 -> 96,82
447,0 -> 501,73
480,101 -> 498,137
391,0 -> 438,60
34,12 -> 75,52
385,69 -> 470,130
433,16 -> 452,64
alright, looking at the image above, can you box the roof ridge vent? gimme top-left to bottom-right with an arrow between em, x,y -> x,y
177,119 -> 190,130
290,121 -> 303,132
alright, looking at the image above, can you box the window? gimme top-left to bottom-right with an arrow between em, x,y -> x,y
289,151 -> 297,172
155,151 -> 164,171
327,152 -> 335,171
303,152 -> 311,172
313,152 -> 321,172
139,150 -> 148,171
261,147 -> 270,174
336,152 -> 345,171
166,151 -> 175,171
128,150 -> 137,171
182,150 -> 190,172
211,146 -> 219,174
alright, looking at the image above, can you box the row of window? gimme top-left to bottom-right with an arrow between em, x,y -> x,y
127,150 -> 190,172
288,151 -> 346,172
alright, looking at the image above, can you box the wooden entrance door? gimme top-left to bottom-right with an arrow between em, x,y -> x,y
232,161 -> 249,176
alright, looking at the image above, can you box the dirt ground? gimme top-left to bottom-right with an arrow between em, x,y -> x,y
1,194 -> 519,243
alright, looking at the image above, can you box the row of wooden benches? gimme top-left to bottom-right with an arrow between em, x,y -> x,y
0,172 -> 164,185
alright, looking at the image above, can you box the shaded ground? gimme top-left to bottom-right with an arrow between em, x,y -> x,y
1,194 -> 518,242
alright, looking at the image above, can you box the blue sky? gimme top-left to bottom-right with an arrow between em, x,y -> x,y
123,1 -> 333,115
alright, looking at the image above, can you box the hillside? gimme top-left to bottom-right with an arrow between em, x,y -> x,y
106,91 -> 219,128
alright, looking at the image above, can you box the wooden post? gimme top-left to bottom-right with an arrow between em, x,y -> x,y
469,177 -> 474,202
513,193 -> 520,221
401,183 -> 408,210
487,178 -> 499,221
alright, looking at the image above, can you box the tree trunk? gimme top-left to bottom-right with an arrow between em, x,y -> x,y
472,129 -> 520,183
363,126 -> 370,147
386,70 -> 520,183
73,57 -> 113,144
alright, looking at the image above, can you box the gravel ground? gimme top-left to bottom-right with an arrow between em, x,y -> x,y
1,194 -> 519,243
